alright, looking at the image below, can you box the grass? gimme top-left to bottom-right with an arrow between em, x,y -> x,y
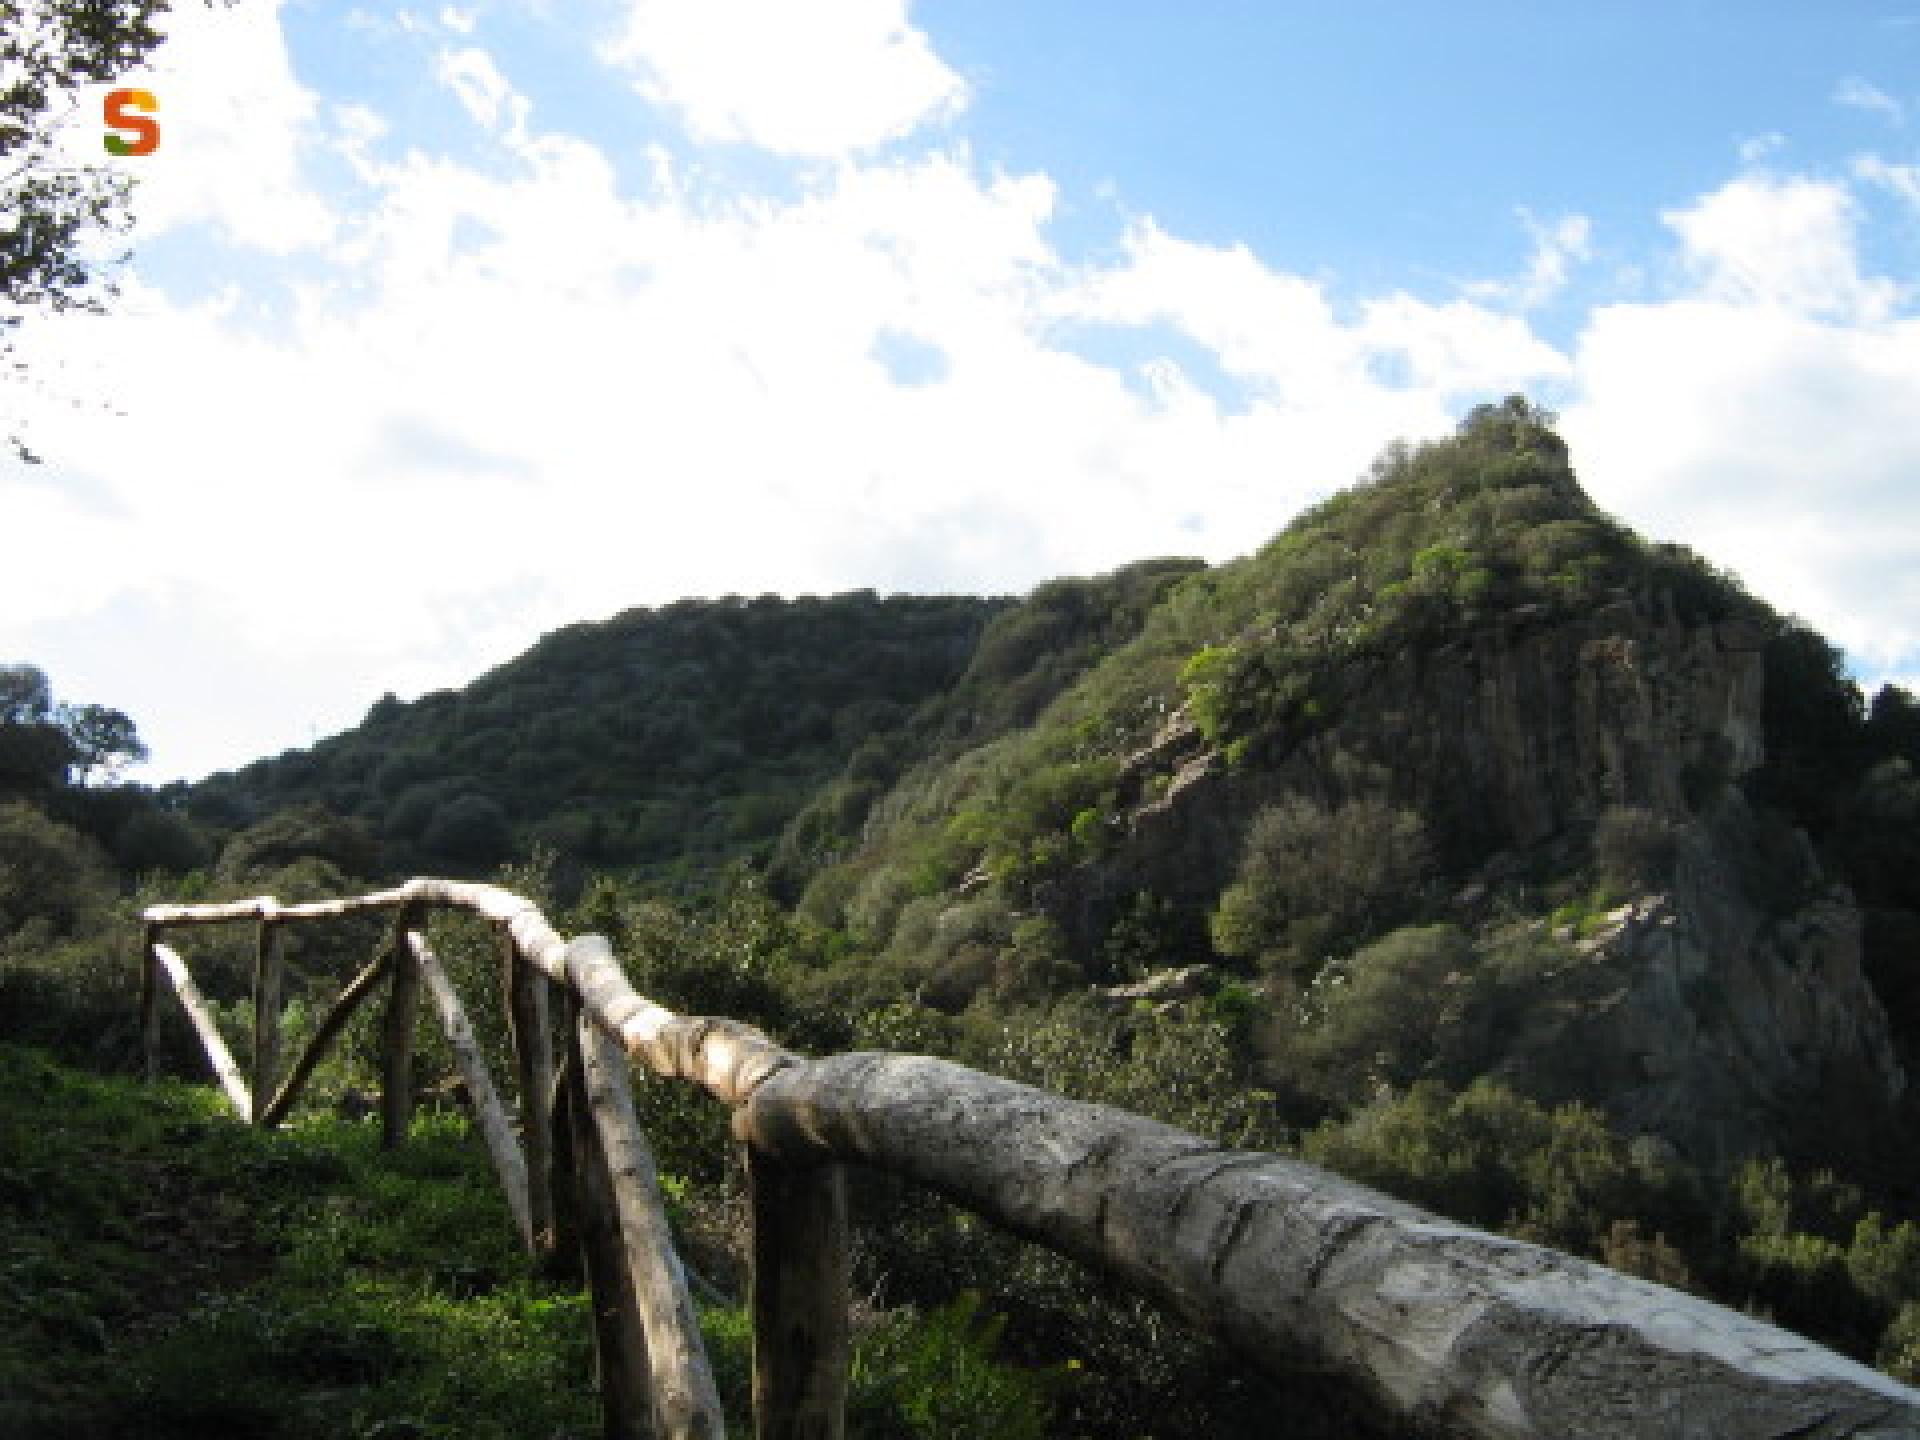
0,1043 -> 596,1440
0,1043 -> 1060,1439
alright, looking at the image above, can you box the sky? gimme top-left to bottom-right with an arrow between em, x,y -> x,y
5,1 -> 1919,782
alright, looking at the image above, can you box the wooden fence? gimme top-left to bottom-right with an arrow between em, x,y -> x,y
139,877 -> 1920,1440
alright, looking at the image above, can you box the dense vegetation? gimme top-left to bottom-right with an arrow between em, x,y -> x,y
9,398 -> 1920,1435
188,592 -> 1010,892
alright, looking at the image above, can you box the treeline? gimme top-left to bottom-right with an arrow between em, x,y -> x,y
187,592 -> 1007,891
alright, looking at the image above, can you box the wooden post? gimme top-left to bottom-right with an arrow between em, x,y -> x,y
152,942 -> 252,1120
502,925 -> 557,1257
138,921 -> 160,1082
250,916 -> 283,1124
547,1046 -> 584,1290
577,1004 -> 725,1440
746,1150 -> 849,1440
563,1002 -> 654,1440
411,930 -> 533,1251
258,945 -> 393,1129
381,906 -> 423,1151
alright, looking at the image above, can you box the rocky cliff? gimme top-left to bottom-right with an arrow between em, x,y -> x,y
1086,590 -> 1903,1165
786,400 -> 1913,1170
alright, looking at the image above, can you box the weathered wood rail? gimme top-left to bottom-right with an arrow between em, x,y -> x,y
140,878 -> 1920,1439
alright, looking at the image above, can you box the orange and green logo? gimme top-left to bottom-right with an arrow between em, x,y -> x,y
103,88 -> 160,156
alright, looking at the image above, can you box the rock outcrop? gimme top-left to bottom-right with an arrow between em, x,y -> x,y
1490,795 -> 1905,1166
1076,592 -> 1905,1164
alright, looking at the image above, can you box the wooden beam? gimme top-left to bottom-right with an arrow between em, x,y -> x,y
746,1149 -> 848,1440
152,942 -> 251,1120
575,997 -> 726,1440
739,1053 -> 1920,1440
138,922 -> 159,1083
563,1008 -> 654,1440
381,909 -> 423,1150
250,916 -> 283,1124
503,926 -> 557,1257
546,1043 -> 583,1291
143,886 -> 790,1107
566,934 -> 792,1105
258,944 -> 392,1129
411,929 -> 533,1251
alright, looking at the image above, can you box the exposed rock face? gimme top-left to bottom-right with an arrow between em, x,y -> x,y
1333,597 -> 1767,852
1092,598 -> 1769,920
1493,796 -> 1905,1166
1073,593 -> 1904,1163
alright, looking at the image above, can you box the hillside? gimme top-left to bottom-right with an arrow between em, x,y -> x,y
178,396 -> 1920,1169
186,566 -> 1209,899
13,395 -> 1920,1437
790,396 -> 1920,1166
187,591 -> 1008,892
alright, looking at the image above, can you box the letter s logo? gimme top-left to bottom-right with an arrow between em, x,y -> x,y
104,88 -> 160,157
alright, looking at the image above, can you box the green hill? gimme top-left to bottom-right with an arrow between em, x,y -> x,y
10,395 -> 1920,1438
188,591 -> 1008,891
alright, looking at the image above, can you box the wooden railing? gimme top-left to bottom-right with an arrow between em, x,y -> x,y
140,879 -> 1920,1440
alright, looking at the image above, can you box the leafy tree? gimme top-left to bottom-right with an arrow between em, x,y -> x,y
0,663 -> 74,792
0,663 -> 54,723
110,804 -> 204,872
59,700 -> 145,782
1291,923 -> 1474,1105
0,664 -> 147,790
4,0 -> 179,459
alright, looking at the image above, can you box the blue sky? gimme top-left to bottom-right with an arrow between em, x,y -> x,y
6,1 -> 1919,779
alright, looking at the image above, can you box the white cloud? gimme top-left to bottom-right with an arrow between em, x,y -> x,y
1467,212 -> 1593,310
1565,175 -> 1920,676
1661,174 -> 1903,321
8,85 -> 1562,775
125,0 -> 334,253
603,0 -> 967,156
1835,76 -> 1907,127
12,7 -> 1920,781
439,46 -> 523,133
1856,154 -> 1920,211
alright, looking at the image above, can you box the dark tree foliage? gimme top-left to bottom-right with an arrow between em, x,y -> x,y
0,663 -> 72,792
4,0 -> 180,459
189,593 -> 1009,889
60,700 -> 145,781
2,0 -> 169,306
0,662 -> 145,791
420,793 -> 511,866
1751,622 -> 1870,840
217,801 -> 376,880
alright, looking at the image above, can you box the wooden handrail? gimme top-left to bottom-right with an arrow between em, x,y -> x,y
140,881 -> 1920,1440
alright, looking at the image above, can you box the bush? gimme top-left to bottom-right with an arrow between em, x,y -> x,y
847,1293 -> 1060,1440
1305,1079 -> 1706,1261
0,801 -> 114,939
1211,795 -> 1431,968
1292,924 -> 1475,1105
219,803 -> 378,879
1593,805 -> 1676,893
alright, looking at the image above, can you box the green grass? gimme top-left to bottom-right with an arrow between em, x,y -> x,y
0,1044 -> 1059,1439
0,1044 -> 595,1440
